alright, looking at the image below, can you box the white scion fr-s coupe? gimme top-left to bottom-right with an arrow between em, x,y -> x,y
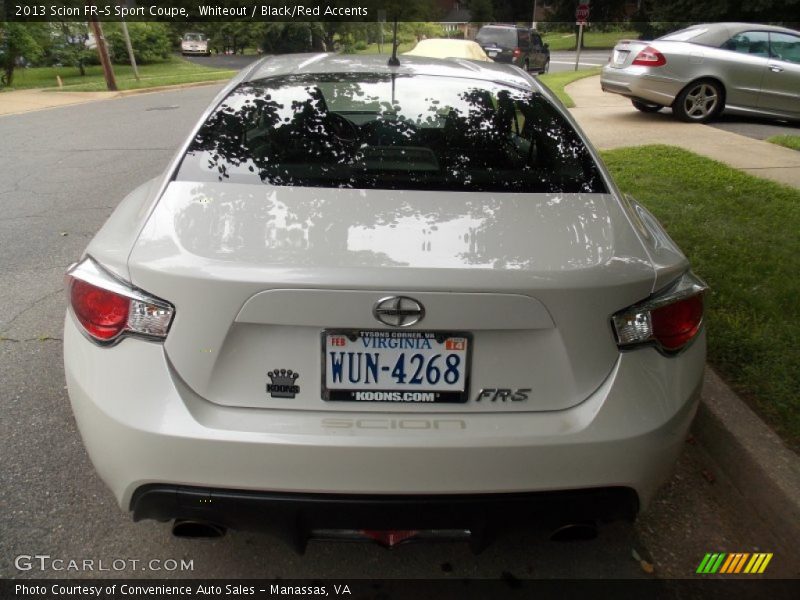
64,53 -> 707,551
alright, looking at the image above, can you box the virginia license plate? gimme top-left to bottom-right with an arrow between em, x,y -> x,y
322,330 -> 471,403
613,50 -> 629,65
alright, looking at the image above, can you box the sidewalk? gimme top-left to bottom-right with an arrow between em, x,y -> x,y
566,75 -> 800,189
0,81 -> 224,117
0,88 -> 117,116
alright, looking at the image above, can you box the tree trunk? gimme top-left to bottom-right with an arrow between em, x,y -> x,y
2,62 -> 14,87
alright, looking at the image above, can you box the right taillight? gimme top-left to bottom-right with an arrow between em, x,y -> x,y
512,47 -> 521,58
632,45 -> 667,67
66,257 -> 174,345
612,271 -> 707,354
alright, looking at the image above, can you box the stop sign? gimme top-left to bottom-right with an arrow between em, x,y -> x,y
576,3 -> 590,23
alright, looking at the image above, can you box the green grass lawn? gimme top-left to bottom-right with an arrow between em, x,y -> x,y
543,29 -> 637,51
2,56 -> 235,92
602,145 -> 800,450
766,135 -> 800,151
538,68 -> 600,107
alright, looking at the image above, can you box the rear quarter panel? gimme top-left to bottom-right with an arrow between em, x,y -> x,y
655,42 -> 766,110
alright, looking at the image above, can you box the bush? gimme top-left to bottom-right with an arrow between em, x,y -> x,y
104,22 -> 172,64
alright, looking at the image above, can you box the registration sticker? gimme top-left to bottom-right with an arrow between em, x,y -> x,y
322,330 -> 471,403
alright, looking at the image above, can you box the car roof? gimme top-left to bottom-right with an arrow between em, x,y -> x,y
660,22 -> 799,46
245,53 -> 541,93
479,24 -> 529,30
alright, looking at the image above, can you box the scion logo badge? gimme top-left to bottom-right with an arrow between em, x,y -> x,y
372,296 -> 425,328
266,369 -> 300,398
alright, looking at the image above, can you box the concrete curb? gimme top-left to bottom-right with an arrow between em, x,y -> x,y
112,79 -> 231,97
693,367 -> 800,551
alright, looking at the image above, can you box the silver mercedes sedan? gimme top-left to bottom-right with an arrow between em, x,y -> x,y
601,23 -> 800,123
64,54 -> 706,549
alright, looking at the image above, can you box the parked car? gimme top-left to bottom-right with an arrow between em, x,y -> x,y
404,38 -> 492,62
64,53 -> 706,550
181,32 -> 210,57
601,23 -> 800,123
475,24 -> 550,73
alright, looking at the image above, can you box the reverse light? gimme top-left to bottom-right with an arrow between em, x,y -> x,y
612,271 -> 707,354
632,46 -> 667,67
66,257 -> 174,345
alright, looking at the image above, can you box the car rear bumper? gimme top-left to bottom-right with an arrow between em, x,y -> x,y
64,312 -> 704,521
132,485 -> 638,549
600,65 -> 685,106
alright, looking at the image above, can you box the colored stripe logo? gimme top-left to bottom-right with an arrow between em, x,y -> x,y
696,553 -> 773,574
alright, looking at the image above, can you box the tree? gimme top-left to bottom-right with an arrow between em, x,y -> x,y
0,22 -> 47,87
104,22 -> 172,64
464,0 -> 495,24
47,22 -> 95,76
258,22 -> 326,54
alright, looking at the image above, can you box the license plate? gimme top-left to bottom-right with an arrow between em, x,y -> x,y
613,50 -> 629,66
488,51 -> 498,57
322,330 -> 471,403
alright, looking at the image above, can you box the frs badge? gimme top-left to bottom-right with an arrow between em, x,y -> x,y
267,369 -> 300,398
474,388 -> 531,402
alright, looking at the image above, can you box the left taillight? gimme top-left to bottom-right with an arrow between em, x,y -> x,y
66,257 -> 174,345
612,271 -> 707,355
631,45 -> 667,67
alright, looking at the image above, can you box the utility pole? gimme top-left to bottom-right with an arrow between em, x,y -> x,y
88,16 -> 117,91
118,1 -> 139,81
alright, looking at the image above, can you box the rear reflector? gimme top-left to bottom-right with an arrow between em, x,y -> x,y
361,530 -> 420,548
66,257 -> 174,345
632,46 -> 667,67
612,271 -> 707,354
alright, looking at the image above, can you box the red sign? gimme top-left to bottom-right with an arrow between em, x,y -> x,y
576,3 -> 590,23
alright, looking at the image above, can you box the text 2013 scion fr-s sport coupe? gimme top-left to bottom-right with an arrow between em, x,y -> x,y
64,54 -> 706,550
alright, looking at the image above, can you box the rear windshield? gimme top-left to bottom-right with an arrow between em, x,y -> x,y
475,27 -> 518,47
177,73 -> 606,194
658,27 -> 709,42
183,33 -> 205,41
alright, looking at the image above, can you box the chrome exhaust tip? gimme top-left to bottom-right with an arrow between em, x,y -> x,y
171,519 -> 226,539
549,521 -> 598,542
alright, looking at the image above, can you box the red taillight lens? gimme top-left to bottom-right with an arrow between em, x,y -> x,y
70,278 -> 129,341
651,294 -> 704,351
513,47 -> 521,57
632,46 -> 666,67
612,271 -> 707,354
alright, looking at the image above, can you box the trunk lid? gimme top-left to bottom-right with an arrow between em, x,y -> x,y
608,39 -> 650,69
128,181 -> 655,413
